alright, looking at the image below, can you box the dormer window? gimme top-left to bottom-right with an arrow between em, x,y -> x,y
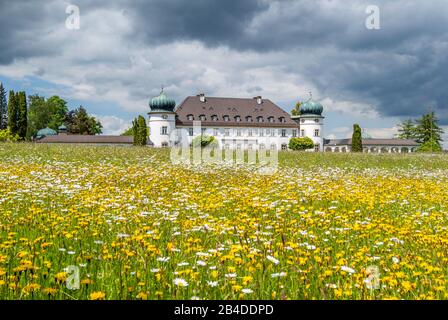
187,114 -> 194,121
246,116 -> 253,122
211,115 -> 218,121
268,116 -> 275,123
223,115 -> 230,122
257,116 -> 264,123
235,116 -> 241,122
199,114 -> 206,121
279,117 -> 285,123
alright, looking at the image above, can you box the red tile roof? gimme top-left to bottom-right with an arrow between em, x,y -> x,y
174,96 -> 298,128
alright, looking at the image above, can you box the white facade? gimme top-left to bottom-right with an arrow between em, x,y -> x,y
295,115 -> 324,152
175,125 -> 297,150
148,111 -> 176,147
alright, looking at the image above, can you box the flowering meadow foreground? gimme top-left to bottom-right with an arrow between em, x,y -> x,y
0,144 -> 447,300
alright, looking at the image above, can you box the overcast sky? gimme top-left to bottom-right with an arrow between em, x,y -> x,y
0,0 -> 447,144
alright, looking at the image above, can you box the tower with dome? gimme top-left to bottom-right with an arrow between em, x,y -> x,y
147,88 -> 177,148
292,93 -> 325,152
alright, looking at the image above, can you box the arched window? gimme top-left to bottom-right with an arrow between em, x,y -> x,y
161,142 -> 169,148
187,114 -> 194,121
270,143 -> 276,150
281,144 -> 288,150
259,143 -> 265,150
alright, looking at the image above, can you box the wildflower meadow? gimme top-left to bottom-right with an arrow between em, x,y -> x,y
0,144 -> 447,300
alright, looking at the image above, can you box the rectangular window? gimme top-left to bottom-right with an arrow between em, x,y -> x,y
189,128 -> 193,136
161,126 -> 168,135
236,129 -> 242,137
314,129 -> 319,137
224,128 -> 230,136
248,129 -> 253,137
301,129 -> 305,137
259,130 -> 264,137
271,130 -> 275,137
201,128 -> 206,135
292,129 -> 297,137
281,129 -> 286,137
213,128 -> 218,136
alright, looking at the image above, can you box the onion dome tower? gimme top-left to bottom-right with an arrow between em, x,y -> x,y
148,87 -> 176,148
292,92 -> 325,152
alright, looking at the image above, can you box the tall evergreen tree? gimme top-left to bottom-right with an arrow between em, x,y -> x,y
132,116 -> 147,146
0,83 -> 7,130
7,90 -> 18,135
351,124 -> 363,152
137,115 -> 147,146
414,112 -> 444,150
17,91 -> 28,139
397,119 -> 416,139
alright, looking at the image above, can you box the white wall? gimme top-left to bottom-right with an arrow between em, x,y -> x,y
298,116 -> 324,151
148,112 -> 176,147
176,126 -> 298,150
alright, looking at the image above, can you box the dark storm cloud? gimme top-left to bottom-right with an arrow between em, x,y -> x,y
0,0 -> 447,122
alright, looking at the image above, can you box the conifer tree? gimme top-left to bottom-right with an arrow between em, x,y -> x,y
7,90 -> 18,135
17,91 -> 28,139
351,124 -> 363,152
0,83 -> 7,130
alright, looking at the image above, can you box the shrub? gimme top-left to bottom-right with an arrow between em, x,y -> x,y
0,128 -> 20,142
192,135 -> 218,148
417,139 -> 442,153
288,137 -> 314,151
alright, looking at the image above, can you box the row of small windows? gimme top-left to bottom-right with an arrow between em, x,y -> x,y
188,128 -> 295,137
187,114 -> 286,123
161,127 -> 318,137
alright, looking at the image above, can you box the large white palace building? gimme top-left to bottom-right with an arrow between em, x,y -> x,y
147,90 -> 418,153
35,90 -> 418,152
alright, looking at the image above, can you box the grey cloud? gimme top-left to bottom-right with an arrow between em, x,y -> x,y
0,0 -> 447,123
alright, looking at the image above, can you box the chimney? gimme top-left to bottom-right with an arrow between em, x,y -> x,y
254,96 -> 262,105
198,93 -> 206,103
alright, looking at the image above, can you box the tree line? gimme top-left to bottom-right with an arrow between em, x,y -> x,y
350,112 -> 445,152
396,112 -> 444,152
0,82 -> 102,141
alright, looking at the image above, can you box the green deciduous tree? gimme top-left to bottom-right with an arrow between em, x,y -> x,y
7,90 -> 18,135
65,106 -> 102,135
27,95 -> 69,138
291,101 -> 301,116
288,137 -> 314,151
351,124 -> 363,152
0,83 -> 7,130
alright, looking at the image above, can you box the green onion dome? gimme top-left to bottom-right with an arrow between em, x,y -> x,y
300,94 -> 323,116
36,127 -> 57,138
149,89 -> 176,112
